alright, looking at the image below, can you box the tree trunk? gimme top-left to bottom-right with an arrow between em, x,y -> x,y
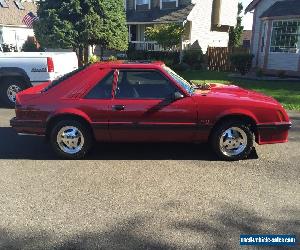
78,47 -> 84,67
100,46 -> 104,61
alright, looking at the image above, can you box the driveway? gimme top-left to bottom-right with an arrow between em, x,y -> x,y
0,108 -> 299,250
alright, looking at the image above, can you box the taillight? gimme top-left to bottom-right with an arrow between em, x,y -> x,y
47,57 -> 54,72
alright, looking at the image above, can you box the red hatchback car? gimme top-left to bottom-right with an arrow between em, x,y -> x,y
10,61 -> 291,160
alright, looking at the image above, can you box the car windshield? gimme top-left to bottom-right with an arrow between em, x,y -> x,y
42,64 -> 90,92
163,66 -> 195,95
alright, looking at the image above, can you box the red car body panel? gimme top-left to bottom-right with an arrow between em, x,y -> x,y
11,61 -> 291,145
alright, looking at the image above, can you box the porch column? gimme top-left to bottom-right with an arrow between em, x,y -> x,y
128,25 -> 131,42
263,20 -> 272,70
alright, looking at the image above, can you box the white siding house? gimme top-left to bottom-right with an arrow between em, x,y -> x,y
126,0 -> 238,53
187,0 -> 237,51
0,0 -> 37,51
246,0 -> 300,76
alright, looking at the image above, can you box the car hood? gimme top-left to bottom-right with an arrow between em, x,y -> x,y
194,83 -> 278,104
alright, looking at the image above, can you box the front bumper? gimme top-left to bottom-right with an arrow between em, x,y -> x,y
10,117 -> 46,136
256,122 -> 292,145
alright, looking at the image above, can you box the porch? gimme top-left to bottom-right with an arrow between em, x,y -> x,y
128,23 -> 191,51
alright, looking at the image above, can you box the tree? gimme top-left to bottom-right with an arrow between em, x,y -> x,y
228,2 -> 244,48
34,0 -> 128,53
145,23 -> 184,50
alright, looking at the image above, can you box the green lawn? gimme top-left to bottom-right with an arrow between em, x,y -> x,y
180,70 -> 300,111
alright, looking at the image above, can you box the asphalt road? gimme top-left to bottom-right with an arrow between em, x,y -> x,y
0,108 -> 299,250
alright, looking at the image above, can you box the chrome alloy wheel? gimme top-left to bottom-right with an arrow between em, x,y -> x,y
219,127 -> 247,157
7,84 -> 21,103
57,126 -> 85,154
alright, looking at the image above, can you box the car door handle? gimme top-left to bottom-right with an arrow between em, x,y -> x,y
112,105 -> 125,111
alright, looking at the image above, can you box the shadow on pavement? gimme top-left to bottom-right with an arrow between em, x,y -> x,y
0,127 -> 258,161
0,203 -> 298,249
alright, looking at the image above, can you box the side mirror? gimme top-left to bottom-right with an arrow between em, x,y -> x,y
173,91 -> 184,100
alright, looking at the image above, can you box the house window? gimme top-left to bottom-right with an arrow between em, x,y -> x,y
0,0 -> 9,8
135,0 -> 150,11
270,20 -> 300,53
160,0 -> 178,9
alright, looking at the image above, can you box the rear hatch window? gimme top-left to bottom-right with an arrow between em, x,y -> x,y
42,64 -> 90,92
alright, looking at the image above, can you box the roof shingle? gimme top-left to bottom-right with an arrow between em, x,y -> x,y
260,0 -> 300,18
126,4 -> 194,23
0,0 -> 37,26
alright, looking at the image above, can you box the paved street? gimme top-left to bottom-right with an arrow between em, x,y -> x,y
0,108 -> 299,250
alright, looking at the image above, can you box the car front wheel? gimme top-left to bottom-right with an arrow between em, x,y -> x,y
211,120 -> 254,161
50,120 -> 93,159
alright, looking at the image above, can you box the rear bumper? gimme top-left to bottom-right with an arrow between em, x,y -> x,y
10,117 -> 46,136
256,122 -> 292,145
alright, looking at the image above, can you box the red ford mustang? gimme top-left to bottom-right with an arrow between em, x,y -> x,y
10,61 -> 291,160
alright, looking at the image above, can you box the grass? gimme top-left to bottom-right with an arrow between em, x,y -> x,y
180,70 -> 300,111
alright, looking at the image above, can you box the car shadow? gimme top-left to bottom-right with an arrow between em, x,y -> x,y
0,127 -> 258,161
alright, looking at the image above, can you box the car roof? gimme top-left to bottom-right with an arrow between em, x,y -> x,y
90,60 -> 165,69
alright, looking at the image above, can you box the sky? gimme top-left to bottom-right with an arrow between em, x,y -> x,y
241,0 -> 254,30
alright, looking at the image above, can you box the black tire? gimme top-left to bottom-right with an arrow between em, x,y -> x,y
0,78 -> 27,108
50,119 -> 93,159
211,120 -> 254,161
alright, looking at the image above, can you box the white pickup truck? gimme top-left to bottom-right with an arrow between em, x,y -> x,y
0,52 -> 78,107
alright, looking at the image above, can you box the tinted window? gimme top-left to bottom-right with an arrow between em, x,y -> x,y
85,71 -> 113,99
115,70 -> 177,99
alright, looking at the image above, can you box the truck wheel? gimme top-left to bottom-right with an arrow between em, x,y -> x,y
0,78 -> 27,108
50,119 -> 93,159
211,120 -> 254,161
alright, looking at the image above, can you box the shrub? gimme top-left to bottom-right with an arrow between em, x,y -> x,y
278,70 -> 287,78
1,43 -> 17,52
182,49 -> 204,70
172,62 -> 190,72
88,54 -> 100,64
163,58 -> 175,67
22,39 -> 41,52
107,55 -> 117,61
230,53 -> 254,75
127,50 -> 180,65
256,69 -> 264,77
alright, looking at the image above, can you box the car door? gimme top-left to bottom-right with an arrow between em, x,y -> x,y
109,69 -> 198,142
82,69 -> 115,142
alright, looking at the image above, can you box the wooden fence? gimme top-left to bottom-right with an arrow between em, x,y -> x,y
207,47 -> 250,71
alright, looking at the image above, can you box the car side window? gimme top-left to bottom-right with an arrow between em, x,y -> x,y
115,70 -> 177,99
85,71 -> 113,99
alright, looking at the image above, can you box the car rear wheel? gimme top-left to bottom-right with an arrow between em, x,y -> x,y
50,120 -> 93,159
0,78 -> 27,108
211,120 -> 254,161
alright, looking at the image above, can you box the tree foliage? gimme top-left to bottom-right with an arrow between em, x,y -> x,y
34,0 -> 128,51
145,24 -> 184,50
228,2 -> 244,48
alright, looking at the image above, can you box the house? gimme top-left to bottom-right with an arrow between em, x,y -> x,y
242,30 -> 252,48
0,0 -> 37,51
246,0 -> 300,76
125,0 -> 238,53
